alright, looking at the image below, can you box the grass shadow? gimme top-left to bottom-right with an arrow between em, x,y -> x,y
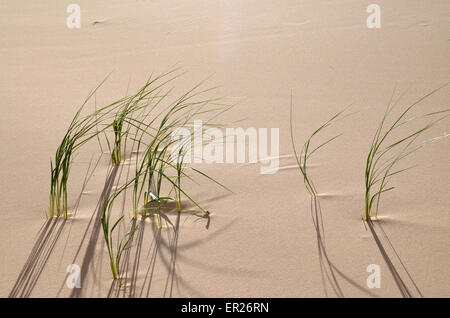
67,164 -> 119,298
311,195 -> 378,297
366,219 -> 422,297
9,218 -> 66,297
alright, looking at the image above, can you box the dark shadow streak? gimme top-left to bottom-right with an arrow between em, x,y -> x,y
9,218 -> 66,298
367,220 -> 422,297
108,205 -> 213,298
11,156 -> 103,298
69,165 -> 119,298
311,195 -> 378,298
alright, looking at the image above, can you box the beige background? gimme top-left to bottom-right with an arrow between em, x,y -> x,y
0,0 -> 449,297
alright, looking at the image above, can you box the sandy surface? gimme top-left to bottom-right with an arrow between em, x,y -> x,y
0,0 -> 449,297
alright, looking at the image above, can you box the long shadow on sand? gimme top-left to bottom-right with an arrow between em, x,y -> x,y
107,204 -> 214,298
67,165 -> 119,298
310,195 -> 378,298
366,219 -> 423,298
310,191 -> 422,297
10,154 -> 103,298
8,218 -> 66,298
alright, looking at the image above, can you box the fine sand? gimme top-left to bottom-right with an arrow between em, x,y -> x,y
1,0 -> 449,297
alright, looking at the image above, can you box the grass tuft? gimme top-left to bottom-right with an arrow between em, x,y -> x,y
49,74 -> 127,219
96,69 -> 232,279
290,94 -> 348,196
364,84 -> 449,221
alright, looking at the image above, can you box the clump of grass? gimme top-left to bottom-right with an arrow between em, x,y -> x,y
290,99 -> 347,196
49,75 -> 128,219
127,80 -> 230,223
102,180 -> 139,280
110,116 -> 125,165
364,85 -> 449,221
99,70 -> 233,279
50,69 -> 184,219
106,73 -> 176,165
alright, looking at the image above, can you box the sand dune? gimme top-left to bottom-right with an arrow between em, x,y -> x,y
1,0 -> 449,298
